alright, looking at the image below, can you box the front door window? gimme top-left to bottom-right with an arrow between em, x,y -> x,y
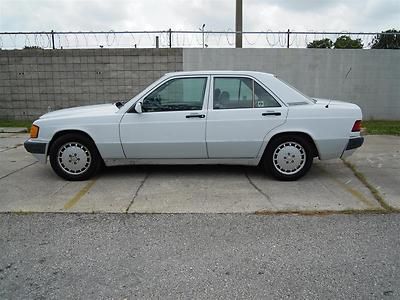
142,77 -> 207,112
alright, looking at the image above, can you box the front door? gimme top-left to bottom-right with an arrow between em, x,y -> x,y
120,76 -> 209,159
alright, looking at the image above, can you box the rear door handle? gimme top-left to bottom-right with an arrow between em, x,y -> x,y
262,112 -> 281,116
186,114 -> 205,118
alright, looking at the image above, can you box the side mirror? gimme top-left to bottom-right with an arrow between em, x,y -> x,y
134,102 -> 142,114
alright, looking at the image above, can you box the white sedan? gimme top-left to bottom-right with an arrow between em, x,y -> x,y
24,71 -> 364,181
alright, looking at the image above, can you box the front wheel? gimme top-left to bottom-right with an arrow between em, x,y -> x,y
49,133 -> 102,181
263,135 -> 313,181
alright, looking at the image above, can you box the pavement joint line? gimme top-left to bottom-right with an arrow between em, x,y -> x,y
0,161 -> 37,180
125,172 -> 150,213
0,145 -> 23,153
342,159 -> 397,212
63,179 -> 97,210
316,164 -> 378,209
49,181 -> 70,198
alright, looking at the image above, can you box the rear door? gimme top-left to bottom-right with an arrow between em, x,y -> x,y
206,76 -> 288,158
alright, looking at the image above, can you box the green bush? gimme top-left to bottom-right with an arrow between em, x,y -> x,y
334,35 -> 363,49
307,38 -> 333,48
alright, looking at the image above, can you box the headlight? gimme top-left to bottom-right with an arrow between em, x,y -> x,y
30,124 -> 39,138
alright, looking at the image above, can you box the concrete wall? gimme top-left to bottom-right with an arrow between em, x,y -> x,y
0,48 -> 182,119
183,48 -> 400,120
0,48 -> 399,120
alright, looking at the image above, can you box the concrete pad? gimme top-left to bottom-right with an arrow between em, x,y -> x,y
64,167 -> 147,213
0,133 -> 392,214
128,161 -> 381,213
129,165 -> 275,213
0,133 -> 28,152
0,163 -> 88,212
248,159 -> 380,213
0,146 -> 36,179
346,135 -> 400,210
0,162 -> 146,213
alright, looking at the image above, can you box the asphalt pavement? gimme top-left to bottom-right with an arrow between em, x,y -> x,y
1,213 -> 399,299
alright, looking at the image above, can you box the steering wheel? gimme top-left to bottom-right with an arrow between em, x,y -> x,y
143,96 -> 162,110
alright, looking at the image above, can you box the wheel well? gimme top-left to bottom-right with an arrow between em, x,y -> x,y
48,130 -> 98,156
264,132 -> 319,158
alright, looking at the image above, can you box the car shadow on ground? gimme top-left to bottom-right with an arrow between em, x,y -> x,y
97,162 -> 327,182
31,158 -> 334,183
99,164 -> 261,178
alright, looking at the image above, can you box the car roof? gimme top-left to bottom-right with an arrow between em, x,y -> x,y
165,70 -> 275,77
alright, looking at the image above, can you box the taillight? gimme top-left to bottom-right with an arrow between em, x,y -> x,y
352,120 -> 362,132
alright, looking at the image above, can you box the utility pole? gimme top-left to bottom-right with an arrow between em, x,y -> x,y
235,0 -> 242,48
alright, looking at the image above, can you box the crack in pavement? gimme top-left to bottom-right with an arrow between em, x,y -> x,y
0,161 -> 37,180
244,170 -> 275,207
125,172 -> 150,213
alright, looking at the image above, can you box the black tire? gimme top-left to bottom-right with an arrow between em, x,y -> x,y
49,133 -> 102,181
263,134 -> 313,181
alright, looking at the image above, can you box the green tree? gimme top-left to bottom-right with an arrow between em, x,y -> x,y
334,35 -> 363,49
370,29 -> 400,49
307,38 -> 333,48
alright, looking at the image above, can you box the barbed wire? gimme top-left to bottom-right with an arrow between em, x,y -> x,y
0,30 -> 396,49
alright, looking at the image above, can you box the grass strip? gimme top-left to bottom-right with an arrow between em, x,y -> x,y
0,119 -> 33,131
363,120 -> 400,136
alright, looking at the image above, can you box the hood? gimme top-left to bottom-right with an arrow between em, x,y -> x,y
39,103 -> 119,119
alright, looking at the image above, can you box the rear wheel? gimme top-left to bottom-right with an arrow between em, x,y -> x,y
49,133 -> 101,181
263,134 -> 313,181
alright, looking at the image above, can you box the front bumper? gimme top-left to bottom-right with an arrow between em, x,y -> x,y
24,140 -> 46,154
24,140 -> 48,163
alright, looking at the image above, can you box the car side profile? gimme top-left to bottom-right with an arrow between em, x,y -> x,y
24,71 -> 364,181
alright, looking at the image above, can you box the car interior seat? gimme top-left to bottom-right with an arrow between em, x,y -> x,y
219,91 -> 230,108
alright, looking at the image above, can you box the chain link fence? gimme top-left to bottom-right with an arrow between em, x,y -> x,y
0,30 -> 396,49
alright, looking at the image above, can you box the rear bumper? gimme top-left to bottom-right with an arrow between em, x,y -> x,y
341,136 -> 364,159
345,136 -> 364,150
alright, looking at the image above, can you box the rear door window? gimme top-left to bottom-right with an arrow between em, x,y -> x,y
213,77 -> 280,109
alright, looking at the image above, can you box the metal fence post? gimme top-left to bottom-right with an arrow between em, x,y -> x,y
51,30 -> 55,49
168,28 -> 172,48
156,36 -> 159,48
287,29 -> 290,48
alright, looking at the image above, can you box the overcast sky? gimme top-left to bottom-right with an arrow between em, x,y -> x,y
1,0 -> 399,32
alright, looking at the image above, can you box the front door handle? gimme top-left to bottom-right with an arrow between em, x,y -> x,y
186,114 -> 205,119
262,112 -> 281,116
